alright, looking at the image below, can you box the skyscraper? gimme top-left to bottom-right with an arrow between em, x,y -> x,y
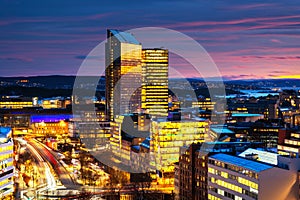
141,49 -> 169,117
105,29 -> 142,121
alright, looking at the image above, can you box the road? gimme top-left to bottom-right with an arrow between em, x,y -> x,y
26,141 -> 57,190
16,138 -> 58,199
26,138 -> 80,190
20,138 -> 172,199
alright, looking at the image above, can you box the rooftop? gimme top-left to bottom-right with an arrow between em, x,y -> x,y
153,117 -> 207,123
210,153 -> 273,172
131,145 -> 140,152
140,137 -> 151,149
210,127 -> 234,134
232,113 -> 264,117
31,114 -> 72,123
239,148 -> 278,165
109,29 -> 140,45
0,127 -> 11,138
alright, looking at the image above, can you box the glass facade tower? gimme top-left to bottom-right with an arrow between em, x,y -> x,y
141,49 -> 169,117
105,29 -> 142,121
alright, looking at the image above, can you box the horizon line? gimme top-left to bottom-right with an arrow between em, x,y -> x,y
0,74 -> 300,81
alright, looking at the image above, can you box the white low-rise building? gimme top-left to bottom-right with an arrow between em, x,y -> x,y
208,153 -> 297,200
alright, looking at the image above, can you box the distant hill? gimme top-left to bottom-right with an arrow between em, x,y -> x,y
225,79 -> 300,88
0,86 -> 73,97
0,76 -> 299,98
0,75 -> 105,89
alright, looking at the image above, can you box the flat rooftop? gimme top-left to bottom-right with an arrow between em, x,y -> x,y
210,153 -> 273,173
0,127 -> 11,138
239,148 -> 278,165
210,127 -> 234,134
31,114 -> 72,123
232,113 -> 263,117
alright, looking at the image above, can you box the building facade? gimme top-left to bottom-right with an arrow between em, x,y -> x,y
176,142 -> 265,200
105,29 -> 142,121
0,127 -> 14,199
208,153 -> 296,200
141,49 -> 169,117
150,118 -> 209,181
278,129 -> 300,158
0,97 -> 34,109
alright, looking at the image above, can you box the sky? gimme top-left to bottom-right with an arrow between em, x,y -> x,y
0,0 -> 300,79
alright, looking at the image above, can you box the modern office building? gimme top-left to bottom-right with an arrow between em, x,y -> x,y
208,125 -> 235,142
192,98 -> 216,111
0,97 -> 34,109
250,123 -> 280,148
227,120 -> 282,148
230,113 -> 264,123
109,115 -> 124,158
141,48 -> 169,117
69,121 -> 111,149
227,97 -> 280,120
40,97 -> 71,109
177,142 -> 265,200
208,153 -> 296,200
0,106 -> 72,129
279,89 -> 300,109
178,143 -> 206,200
110,113 -> 149,166
150,118 -> 209,181
280,107 -> 300,126
0,127 -> 14,199
69,106 -> 110,150
105,29 -> 142,121
0,112 -> 31,128
278,129 -> 300,158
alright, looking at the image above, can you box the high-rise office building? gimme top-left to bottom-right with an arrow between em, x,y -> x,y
105,29 -> 142,121
150,118 -> 209,184
141,49 -> 169,117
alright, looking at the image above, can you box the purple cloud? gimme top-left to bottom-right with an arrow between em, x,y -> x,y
0,56 -> 33,62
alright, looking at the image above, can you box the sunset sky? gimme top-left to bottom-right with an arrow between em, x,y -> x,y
0,0 -> 300,79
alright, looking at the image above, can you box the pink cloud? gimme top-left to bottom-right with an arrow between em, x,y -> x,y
0,13 -> 115,26
222,74 -> 263,80
0,56 -> 33,62
270,39 -> 283,43
0,18 -> 56,26
231,66 -> 249,69
168,14 -> 300,29
230,3 -> 278,10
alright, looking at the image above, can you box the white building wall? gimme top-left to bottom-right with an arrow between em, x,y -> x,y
259,167 -> 297,200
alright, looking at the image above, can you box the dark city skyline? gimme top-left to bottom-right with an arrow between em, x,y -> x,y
2,1 -> 300,199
